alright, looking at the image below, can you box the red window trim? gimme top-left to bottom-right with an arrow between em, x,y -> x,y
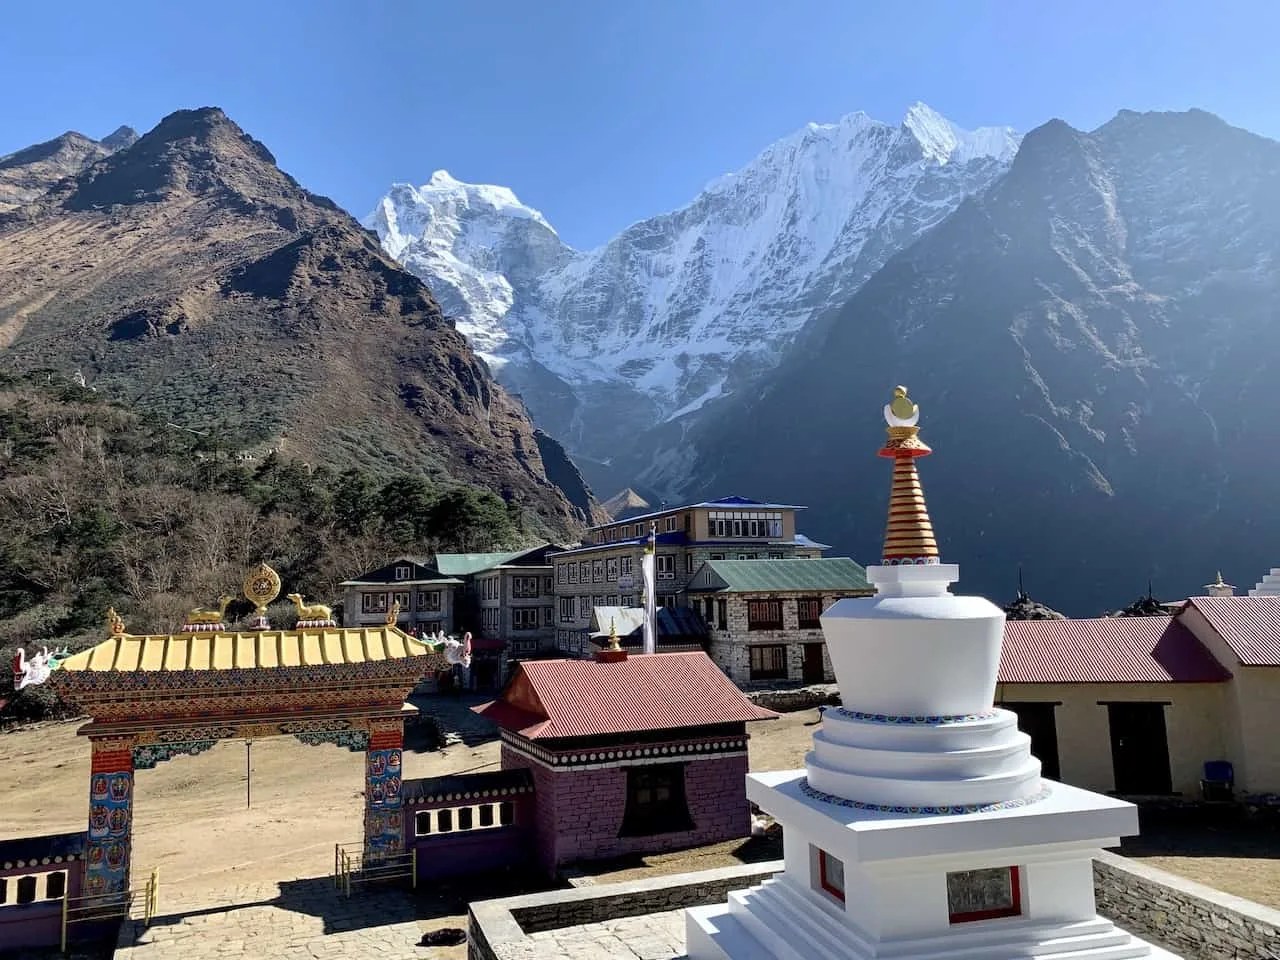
818,850 -> 845,903
948,866 -> 1021,923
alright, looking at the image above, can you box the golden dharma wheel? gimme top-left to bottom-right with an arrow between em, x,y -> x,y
243,562 -> 282,613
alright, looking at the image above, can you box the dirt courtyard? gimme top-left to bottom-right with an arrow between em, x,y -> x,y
1,700 -> 1277,914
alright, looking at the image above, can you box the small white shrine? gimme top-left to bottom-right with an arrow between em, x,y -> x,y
686,387 -> 1179,959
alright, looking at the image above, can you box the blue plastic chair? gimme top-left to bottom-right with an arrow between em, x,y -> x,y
1201,761 -> 1234,801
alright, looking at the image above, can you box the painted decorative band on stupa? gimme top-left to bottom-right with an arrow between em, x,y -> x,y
878,386 -> 940,564
831,707 -> 1001,726
798,777 -> 1052,816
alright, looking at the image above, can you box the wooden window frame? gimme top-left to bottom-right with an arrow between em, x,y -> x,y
749,644 -> 788,680
747,599 -> 783,631
797,597 -> 822,629
947,866 -> 1022,924
818,849 -> 845,903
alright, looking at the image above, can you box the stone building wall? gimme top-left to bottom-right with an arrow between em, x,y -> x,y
1093,850 -> 1280,959
706,592 -> 863,686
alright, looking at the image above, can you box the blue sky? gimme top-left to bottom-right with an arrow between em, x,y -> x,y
2,1 -> 1275,249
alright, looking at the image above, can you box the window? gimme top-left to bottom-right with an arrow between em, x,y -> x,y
665,516 -> 677,532
513,608 -> 540,630
710,553 -> 725,561
415,811 -> 432,835
579,561 -> 589,582
798,598 -> 822,629
559,597 -> 576,623
0,877 -> 5,904
543,607 -> 553,625
606,595 -> 618,606
737,553 -> 758,560
578,596 -> 591,619
592,560 -> 604,583
768,552 -> 783,559
656,555 -> 675,580
619,763 -> 694,837
568,562 -> 578,584
633,523 -> 642,537
45,872 -> 66,899
716,599 -> 727,631
817,849 -> 845,903
16,875 -> 36,904
361,592 -> 388,614
500,801 -> 515,825
458,807 -> 474,831
685,554 -> 695,573
557,564 -> 566,585
544,576 -> 553,593
395,565 -> 410,580
748,599 -> 783,630
946,867 -> 1022,923
479,804 -> 494,827
620,556 -> 633,576
437,809 -> 453,832
750,644 -> 788,681
513,576 -> 540,598
417,590 -> 441,612
606,558 -> 619,581
391,591 -> 410,612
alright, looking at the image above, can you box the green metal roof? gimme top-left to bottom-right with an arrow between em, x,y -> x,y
434,547 -> 545,576
688,557 -> 871,594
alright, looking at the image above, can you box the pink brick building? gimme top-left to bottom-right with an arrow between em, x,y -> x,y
476,650 -> 776,876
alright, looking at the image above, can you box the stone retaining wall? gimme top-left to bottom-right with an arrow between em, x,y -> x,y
1094,850 -> 1280,959
467,860 -> 784,960
746,684 -> 841,712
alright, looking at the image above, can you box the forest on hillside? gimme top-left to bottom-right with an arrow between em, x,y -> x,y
0,372 -> 541,722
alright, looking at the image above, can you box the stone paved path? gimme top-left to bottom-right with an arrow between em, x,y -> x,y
115,878 -> 429,959
526,909 -> 686,959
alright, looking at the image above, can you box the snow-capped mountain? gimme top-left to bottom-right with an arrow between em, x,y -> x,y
365,102 -> 1019,461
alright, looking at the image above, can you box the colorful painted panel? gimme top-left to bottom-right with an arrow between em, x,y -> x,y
85,759 -> 133,897
364,730 -> 404,861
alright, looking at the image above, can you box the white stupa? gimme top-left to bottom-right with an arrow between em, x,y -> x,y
687,387 -> 1180,959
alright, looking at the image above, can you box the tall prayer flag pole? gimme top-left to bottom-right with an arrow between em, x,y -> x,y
643,522 -> 657,655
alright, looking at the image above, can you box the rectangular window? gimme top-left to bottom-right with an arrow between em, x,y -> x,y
946,867 -> 1022,923
593,560 -> 604,583
458,807 -> 474,831
710,553 -> 725,561
559,597 -> 576,623
606,595 -> 618,606
16,875 -> 36,904
717,599 -> 727,631
543,606 -> 553,625
768,552 -> 782,560
747,599 -> 783,630
749,644 -> 788,680
619,763 -> 694,837
513,608 -> 540,630
568,562 -> 578,584
685,554 -> 695,573
417,591 -> 441,612
733,519 -> 742,537
579,596 -> 591,619
395,565 -> 410,580
818,849 -> 845,903
634,523 -> 642,537
0,877 -> 6,904
557,564 -> 566,585
513,576 -> 540,598
437,808 -> 453,832
579,561 -> 589,582
500,800 -> 515,825
737,553 -> 758,560
798,598 -> 823,629
415,811 -> 432,836
479,804 -> 495,828
606,557 -> 619,581
620,556 -> 633,576
544,576 -> 553,594
656,555 -> 675,579
361,592 -> 388,614
665,516 -> 677,532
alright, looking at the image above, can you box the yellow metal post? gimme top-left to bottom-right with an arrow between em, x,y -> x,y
60,887 -> 69,954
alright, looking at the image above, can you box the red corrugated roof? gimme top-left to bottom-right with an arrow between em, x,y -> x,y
1000,616 -> 1231,684
1184,595 -> 1280,666
474,651 -> 776,739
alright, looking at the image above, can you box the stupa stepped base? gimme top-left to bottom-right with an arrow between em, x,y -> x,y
806,707 -> 1042,809
687,878 -> 1179,959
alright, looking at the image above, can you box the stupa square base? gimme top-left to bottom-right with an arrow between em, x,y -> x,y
684,770 -> 1183,959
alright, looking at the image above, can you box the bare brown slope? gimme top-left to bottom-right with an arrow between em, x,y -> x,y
0,126 -> 136,213
0,107 -> 594,533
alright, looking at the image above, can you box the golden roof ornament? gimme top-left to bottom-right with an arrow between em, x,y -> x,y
877,385 -> 940,565
243,563 -> 282,616
607,617 -> 622,652
107,607 -> 126,637
385,601 -> 400,626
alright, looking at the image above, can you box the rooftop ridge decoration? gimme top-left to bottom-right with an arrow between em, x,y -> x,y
878,385 -> 939,565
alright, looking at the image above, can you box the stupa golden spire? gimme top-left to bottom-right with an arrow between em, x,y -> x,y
878,386 -> 940,565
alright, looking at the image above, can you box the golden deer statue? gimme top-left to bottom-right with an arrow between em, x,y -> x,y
287,593 -> 333,622
186,595 -> 234,625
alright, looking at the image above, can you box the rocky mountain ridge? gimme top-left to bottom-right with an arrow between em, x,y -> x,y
0,108 -> 599,536
365,103 -> 1019,462
0,125 -> 138,213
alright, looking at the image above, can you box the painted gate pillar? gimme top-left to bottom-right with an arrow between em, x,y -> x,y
85,736 -> 135,899
363,721 -> 405,861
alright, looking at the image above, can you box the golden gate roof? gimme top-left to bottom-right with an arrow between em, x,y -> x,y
58,626 -> 436,673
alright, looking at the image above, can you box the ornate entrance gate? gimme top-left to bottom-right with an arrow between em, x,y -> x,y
47,565 -> 445,901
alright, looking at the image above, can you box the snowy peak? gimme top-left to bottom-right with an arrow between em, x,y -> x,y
902,101 -> 1020,165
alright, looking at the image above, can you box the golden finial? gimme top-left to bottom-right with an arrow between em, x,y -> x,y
1215,571 -> 1225,586
888,385 -> 917,422
877,385 -> 939,565
385,601 -> 400,626
107,607 -> 126,637
607,617 -> 622,652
